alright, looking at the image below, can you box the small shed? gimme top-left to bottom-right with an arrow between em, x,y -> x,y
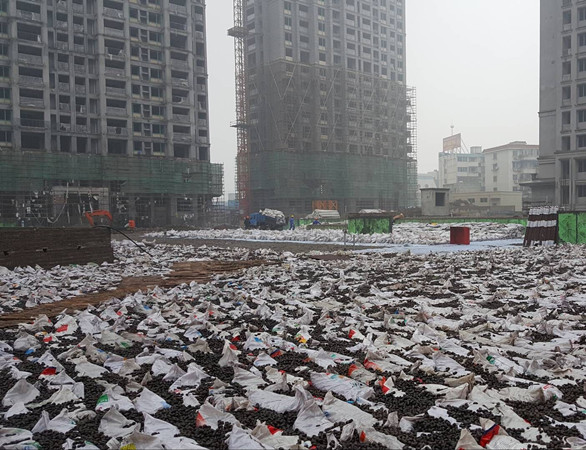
348,211 -> 401,234
421,188 -> 450,217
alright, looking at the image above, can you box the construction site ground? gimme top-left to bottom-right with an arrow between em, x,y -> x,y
123,232 -> 381,253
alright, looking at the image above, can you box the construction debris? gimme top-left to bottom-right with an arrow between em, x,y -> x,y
0,238 -> 585,449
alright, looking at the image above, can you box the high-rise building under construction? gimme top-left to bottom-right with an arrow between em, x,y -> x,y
242,0 -> 416,215
0,0 -> 222,228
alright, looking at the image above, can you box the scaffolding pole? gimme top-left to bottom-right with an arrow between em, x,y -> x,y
228,0 -> 251,217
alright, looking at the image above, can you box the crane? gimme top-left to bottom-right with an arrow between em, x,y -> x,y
228,0 -> 251,217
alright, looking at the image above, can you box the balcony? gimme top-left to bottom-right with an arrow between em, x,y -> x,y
170,22 -> 188,32
103,7 -> 124,18
72,3 -> 84,13
106,86 -> 127,97
55,123 -> 72,132
172,77 -> 189,88
74,44 -> 85,53
54,41 -> 69,51
105,67 -> 125,77
170,59 -> 189,70
172,114 -> 190,123
106,49 -> 125,60
75,125 -> 88,133
56,20 -> 68,30
104,27 -> 125,38
75,85 -> 86,94
106,106 -> 127,117
18,31 -> 43,44
107,126 -> 128,136
59,103 -> 71,112
16,9 -> 42,22
19,75 -> 44,87
173,132 -> 192,142
20,97 -> 45,108
57,62 -> 70,72
18,54 -> 43,66
173,96 -> 189,105
169,3 -> 188,14
58,82 -> 70,91
18,118 -> 48,129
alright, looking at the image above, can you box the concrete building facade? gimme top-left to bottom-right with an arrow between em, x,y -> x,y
534,0 -> 586,209
244,0 -> 416,216
438,146 -> 484,193
483,141 -> 539,202
0,0 -> 222,227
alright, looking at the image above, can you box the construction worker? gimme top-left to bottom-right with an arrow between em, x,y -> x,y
289,215 -> 295,230
244,216 -> 251,229
312,218 -> 321,225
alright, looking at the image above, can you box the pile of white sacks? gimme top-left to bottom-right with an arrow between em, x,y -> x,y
148,222 -> 525,245
0,241 -> 585,449
0,241 -> 256,315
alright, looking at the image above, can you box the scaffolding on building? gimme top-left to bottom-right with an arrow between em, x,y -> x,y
406,87 -> 419,208
245,58 -> 417,214
0,152 -> 223,228
228,0 -> 251,217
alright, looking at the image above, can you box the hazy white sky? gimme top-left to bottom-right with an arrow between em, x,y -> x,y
206,0 -> 540,194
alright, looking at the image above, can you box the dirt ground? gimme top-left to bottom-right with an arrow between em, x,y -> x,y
118,232 -> 382,253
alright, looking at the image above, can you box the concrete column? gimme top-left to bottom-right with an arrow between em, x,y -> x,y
96,0 -> 108,156
162,0 -> 174,158
570,157 -> 577,209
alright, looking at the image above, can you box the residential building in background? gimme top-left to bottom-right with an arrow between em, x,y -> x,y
438,145 -> 484,194
483,141 -> 539,202
534,0 -> 586,209
0,0 -> 222,228
243,0 -> 416,215
437,136 -> 538,214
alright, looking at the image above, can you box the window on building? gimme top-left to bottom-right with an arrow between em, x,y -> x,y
578,185 -> 586,197
0,130 -> 11,142
562,136 -> 571,151
580,58 -> 586,73
435,192 -> 445,207
0,109 -> 10,121
579,84 -> 586,98
579,110 -> 586,123
577,159 -> 586,172
579,33 -> 586,47
563,111 -> 571,125
578,134 -> 586,148
580,6 -> 586,22
563,10 -> 572,25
